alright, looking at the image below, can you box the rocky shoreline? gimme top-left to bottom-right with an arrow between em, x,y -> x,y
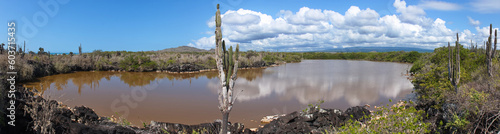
2,86 -> 373,133
106,62 -> 278,74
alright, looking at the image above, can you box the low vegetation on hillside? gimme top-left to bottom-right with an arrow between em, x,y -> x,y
409,29 -> 499,133
0,46 -> 303,83
303,51 -> 422,63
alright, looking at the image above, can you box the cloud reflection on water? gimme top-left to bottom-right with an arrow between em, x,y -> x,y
208,60 -> 414,106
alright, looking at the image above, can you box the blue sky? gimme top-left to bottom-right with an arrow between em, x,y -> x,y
0,0 -> 499,52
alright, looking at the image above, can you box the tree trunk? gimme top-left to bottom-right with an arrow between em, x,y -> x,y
220,112 -> 229,134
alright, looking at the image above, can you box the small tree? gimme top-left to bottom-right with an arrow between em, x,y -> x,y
215,4 -> 240,134
38,47 -> 45,55
0,43 -> 4,54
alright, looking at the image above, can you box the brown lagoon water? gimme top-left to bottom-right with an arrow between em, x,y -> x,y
23,60 -> 413,128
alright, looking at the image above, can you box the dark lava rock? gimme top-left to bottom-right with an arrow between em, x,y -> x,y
342,106 -> 371,122
258,106 -> 371,134
73,106 -> 99,125
147,120 -> 249,134
166,63 -> 204,72
68,123 -> 137,134
240,60 -> 267,68
1,86 -> 139,134
1,86 -> 252,133
252,61 -> 266,68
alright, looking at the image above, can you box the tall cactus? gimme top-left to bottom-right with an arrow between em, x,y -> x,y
455,33 -> 460,92
486,24 -> 497,77
470,40 -> 475,52
79,43 -> 82,55
23,41 -> 26,58
215,4 -> 240,134
448,33 -> 461,92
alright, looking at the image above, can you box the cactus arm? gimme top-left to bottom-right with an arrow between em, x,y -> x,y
493,29 -> 497,58
456,33 -> 460,87
448,42 -> 452,82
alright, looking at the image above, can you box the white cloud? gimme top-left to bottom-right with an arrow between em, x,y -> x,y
393,0 -> 428,25
223,12 -> 261,25
189,0 -> 488,51
467,16 -> 481,26
418,0 -> 462,11
470,0 -> 500,13
344,6 -> 380,27
188,36 -> 214,50
453,24 -> 499,48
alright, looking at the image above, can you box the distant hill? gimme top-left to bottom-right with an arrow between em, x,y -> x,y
158,46 -> 210,52
318,47 -> 434,53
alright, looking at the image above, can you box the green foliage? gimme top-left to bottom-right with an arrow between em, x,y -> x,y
464,88 -> 489,115
404,51 -> 422,63
54,62 -> 71,73
303,51 -> 424,63
119,54 -> 157,72
411,46 -> 477,105
410,56 -> 425,73
95,58 -> 111,71
167,59 -> 176,65
284,54 -> 301,63
205,56 -> 216,68
303,100 -> 324,113
445,112 -> 470,131
220,42 -> 239,86
261,52 -> 301,64
412,41 -> 500,133
329,102 -> 430,134
161,128 -> 169,133
112,112 -> 131,126
38,47 -> 45,55
262,54 -> 276,65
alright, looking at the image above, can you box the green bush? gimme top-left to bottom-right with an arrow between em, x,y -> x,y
263,54 -> 276,64
54,62 -> 71,73
119,55 -> 157,72
303,51 -> 424,63
328,101 -> 430,134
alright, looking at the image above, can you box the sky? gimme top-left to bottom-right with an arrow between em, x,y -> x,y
0,0 -> 499,52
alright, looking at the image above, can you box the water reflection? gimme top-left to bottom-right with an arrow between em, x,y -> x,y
209,60 -> 413,106
23,60 -> 413,128
24,71 -> 221,95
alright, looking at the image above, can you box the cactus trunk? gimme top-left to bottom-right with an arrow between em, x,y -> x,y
448,42 -> 452,83
449,33 -> 461,93
215,4 -> 240,134
486,24 -> 497,78
455,33 -> 460,92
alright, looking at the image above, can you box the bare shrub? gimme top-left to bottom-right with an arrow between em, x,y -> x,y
24,94 -> 57,134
